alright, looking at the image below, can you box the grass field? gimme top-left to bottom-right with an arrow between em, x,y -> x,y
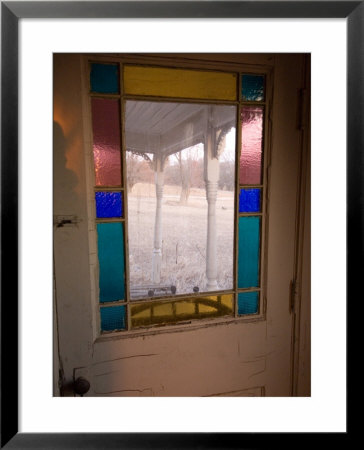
127,182 -> 234,298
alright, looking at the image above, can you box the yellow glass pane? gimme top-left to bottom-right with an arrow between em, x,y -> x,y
153,303 -> 173,317
198,304 -> 215,313
175,302 -> 195,315
132,308 -> 150,320
124,66 -> 237,101
131,294 -> 234,329
222,294 -> 233,308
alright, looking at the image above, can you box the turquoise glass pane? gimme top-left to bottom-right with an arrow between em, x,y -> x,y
95,192 -> 123,218
90,63 -> 119,94
242,75 -> 264,101
97,222 -> 125,302
239,188 -> 261,213
100,305 -> 126,331
238,291 -> 259,315
238,216 -> 260,288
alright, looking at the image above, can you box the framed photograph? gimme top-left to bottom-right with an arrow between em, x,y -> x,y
2,1 -> 357,448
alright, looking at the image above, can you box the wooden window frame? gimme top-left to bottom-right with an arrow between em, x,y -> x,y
81,54 -> 273,339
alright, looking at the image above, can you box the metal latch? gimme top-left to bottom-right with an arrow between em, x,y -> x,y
54,215 -> 79,228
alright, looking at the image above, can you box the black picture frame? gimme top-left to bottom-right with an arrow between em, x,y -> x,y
1,1 -> 358,448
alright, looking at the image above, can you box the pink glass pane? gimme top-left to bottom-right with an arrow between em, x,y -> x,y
91,98 -> 122,186
239,106 -> 264,185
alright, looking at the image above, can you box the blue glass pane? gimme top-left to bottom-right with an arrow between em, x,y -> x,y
100,305 -> 126,331
238,216 -> 260,288
242,75 -> 264,101
95,192 -> 123,218
97,222 -> 125,302
238,291 -> 259,315
90,63 -> 119,94
239,188 -> 261,213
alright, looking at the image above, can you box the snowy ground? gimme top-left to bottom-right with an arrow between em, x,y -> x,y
127,182 -> 235,299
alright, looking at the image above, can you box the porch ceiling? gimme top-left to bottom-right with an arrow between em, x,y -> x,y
125,100 -> 236,158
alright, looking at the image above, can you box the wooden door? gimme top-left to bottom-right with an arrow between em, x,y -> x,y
53,53 -> 310,397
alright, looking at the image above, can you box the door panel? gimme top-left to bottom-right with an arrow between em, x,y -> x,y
85,325 -> 267,397
54,53 -> 309,397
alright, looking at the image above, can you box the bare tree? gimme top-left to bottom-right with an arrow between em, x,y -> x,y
173,145 -> 203,205
126,151 -> 153,192
175,151 -> 191,205
217,127 -> 236,191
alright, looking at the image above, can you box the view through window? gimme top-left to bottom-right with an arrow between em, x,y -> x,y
125,100 -> 236,300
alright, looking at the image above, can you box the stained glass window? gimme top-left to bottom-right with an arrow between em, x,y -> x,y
90,63 -> 119,94
95,192 -> 123,218
100,305 -> 126,331
97,223 -> 125,303
89,61 -> 266,333
239,188 -> 261,213
239,106 -> 264,185
238,216 -> 260,289
242,74 -> 265,102
91,98 -> 122,186
238,291 -> 259,315
131,295 -> 233,329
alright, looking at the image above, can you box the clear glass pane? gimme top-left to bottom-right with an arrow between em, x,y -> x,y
242,74 -> 265,101
91,98 -> 122,186
131,294 -> 234,328
97,222 -> 125,303
90,63 -> 119,94
95,192 -> 123,218
125,100 -> 236,300
239,106 -> 264,185
239,188 -> 261,213
238,291 -> 259,315
100,305 -> 126,332
238,216 -> 260,288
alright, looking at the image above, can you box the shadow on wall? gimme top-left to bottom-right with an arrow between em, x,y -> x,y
53,121 -> 84,396
53,121 -> 79,214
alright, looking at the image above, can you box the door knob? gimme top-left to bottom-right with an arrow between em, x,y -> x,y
73,377 -> 90,396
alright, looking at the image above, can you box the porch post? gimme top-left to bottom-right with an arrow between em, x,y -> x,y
205,121 -> 219,291
152,156 -> 164,284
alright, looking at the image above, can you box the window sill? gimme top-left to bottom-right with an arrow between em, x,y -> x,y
94,312 -> 265,343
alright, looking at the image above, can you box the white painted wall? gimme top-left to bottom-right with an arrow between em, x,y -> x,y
53,54 -> 95,393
